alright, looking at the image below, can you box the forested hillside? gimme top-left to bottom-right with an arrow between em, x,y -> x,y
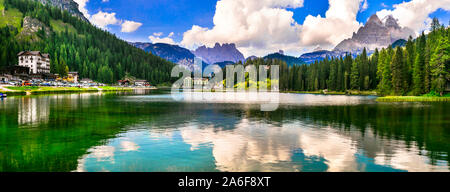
240,19 -> 449,96
0,0 -> 174,84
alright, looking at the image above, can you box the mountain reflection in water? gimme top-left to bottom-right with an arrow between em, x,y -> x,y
0,91 -> 448,172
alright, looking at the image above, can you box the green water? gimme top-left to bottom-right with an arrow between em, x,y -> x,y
0,91 -> 449,172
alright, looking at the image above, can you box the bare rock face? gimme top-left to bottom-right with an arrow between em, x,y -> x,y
35,0 -> 89,22
20,16 -> 51,36
193,43 -> 245,64
334,14 -> 415,53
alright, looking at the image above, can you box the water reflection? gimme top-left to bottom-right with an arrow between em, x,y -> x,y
0,91 -> 449,172
18,97 -> 50,126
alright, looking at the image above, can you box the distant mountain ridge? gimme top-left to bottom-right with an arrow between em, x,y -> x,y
130,15 -> 413,67
334,14 -> 414,53
263,52 -> 305,66
193,43 -> 245,64
130,42 -> 197,67
299,50 -> 349,63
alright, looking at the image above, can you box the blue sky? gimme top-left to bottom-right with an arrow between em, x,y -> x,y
77,0 -> 449,56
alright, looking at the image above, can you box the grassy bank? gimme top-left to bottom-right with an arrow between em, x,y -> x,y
1,86 -> 133,96
377,96 -> 450,102
286,90 -> 377,96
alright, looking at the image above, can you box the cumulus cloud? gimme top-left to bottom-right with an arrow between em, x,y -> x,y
360,0 -> 369,12
180,0 -> 372,56
153,32 -> 163,37
376,0 -> 450,33
121,20 -> 143,32
300,0 -> 364,48
73,0 -> 91,18
149,32 -> 177,44
90,11 -> 121,29
74,0 -> 142,33
181,0 -> 305,57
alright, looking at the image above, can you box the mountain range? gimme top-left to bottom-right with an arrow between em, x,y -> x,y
131,14 -> 412,67
334,14 -> 414,53
193,43 -> 245,64
263,51 -> 305,66
130,42 -> 246,68
130,42 -> 197,67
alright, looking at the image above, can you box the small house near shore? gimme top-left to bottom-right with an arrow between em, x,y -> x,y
80,78 -> 94,84
134,80 -> 150,87
0,65 -> 30,81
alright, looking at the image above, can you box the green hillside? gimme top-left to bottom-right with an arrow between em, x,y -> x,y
0,0 -> 174,85
49,19 -> 77,34
0,0 -> 23,29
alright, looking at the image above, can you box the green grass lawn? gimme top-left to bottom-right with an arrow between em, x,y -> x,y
5,86 -> 40,91
3,86 -> 133,95
50,19 -> 77,34
0,6 -> 23,29
99,86 -> 133,91
376,96 -> 450,102
285,90 -> 378,96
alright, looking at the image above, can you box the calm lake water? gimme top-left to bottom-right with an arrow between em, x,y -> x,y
0,90 -> 449,172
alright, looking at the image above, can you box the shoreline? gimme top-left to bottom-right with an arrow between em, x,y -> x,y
0,86 -> 155,96
285,90 -> 449,102
284,90 -> 378,96
2,86 -> 448,102
376,96 -> 450,102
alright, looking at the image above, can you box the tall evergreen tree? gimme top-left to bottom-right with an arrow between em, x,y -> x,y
412,34 -> 426,95
391,47 -> 407,95
350,59 -> 360,90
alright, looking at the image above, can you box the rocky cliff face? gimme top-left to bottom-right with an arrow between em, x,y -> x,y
17,16 -> 52,41
334,14 -> 414,52
193,43 -> 245,64
35,0 -> 88,22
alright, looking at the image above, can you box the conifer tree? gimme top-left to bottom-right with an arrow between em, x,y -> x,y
412,34 -> 426,95
391,47 -> 407,95
350,60 -> 359,90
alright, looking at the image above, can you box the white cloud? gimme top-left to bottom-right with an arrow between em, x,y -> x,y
121,20 -> 143,32
74,0 -> 142,33
153,32 -> 163,37
90,11 -> 121,29
181,0 -> 305,57
360,0 -> 369,12
376,0 -> 450,34
73,0 -> 91,18
180,0 -> 372,56
149,32 -> 177,44
300,0 -> 364,49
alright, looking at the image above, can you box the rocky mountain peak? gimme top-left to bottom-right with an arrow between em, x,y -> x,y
193,43 -> 245,64
384,15 -> 401,30
334,14 -> 415,53
367,14 -> 383,26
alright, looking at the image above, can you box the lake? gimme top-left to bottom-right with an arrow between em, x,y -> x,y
0,90 -> 449,172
